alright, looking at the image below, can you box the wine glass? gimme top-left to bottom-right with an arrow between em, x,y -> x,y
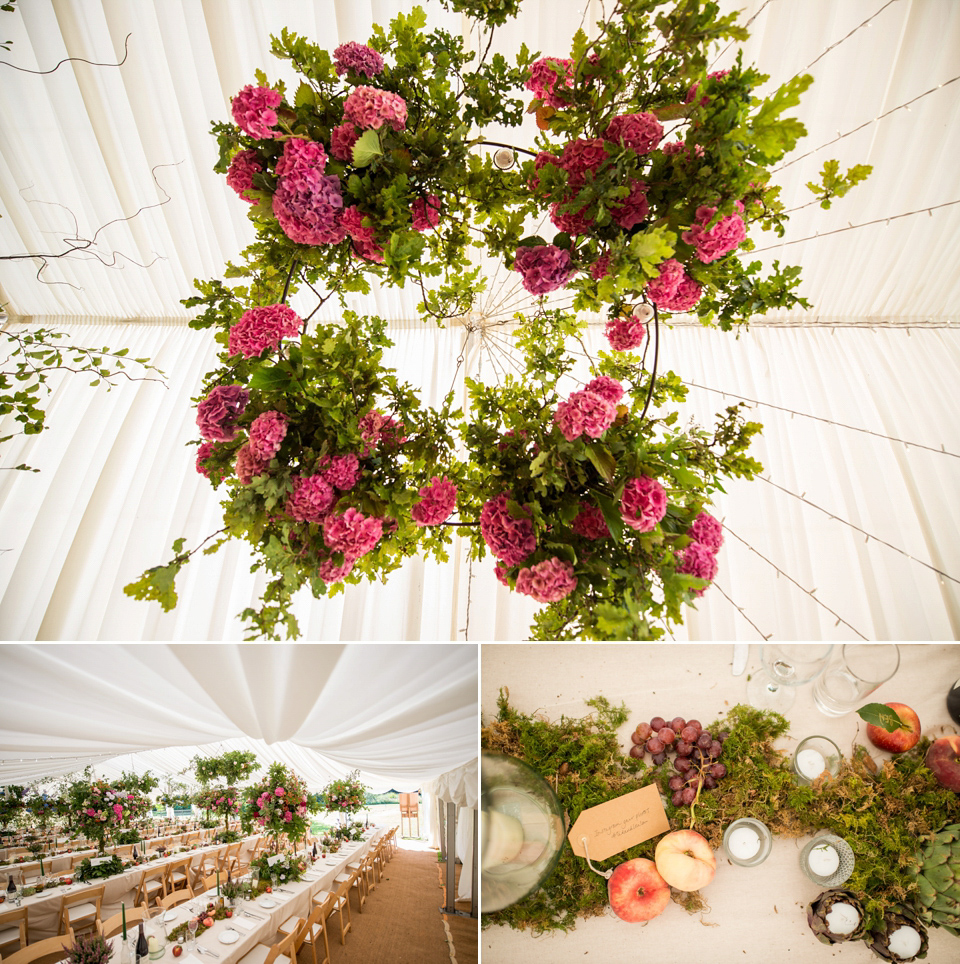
746,644 -> 834,711
187,914 -> 199,950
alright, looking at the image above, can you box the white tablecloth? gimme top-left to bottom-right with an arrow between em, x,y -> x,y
481,643 -> 960,964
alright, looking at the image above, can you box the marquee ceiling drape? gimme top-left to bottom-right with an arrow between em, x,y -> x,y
1,0 -> 958,640
0,643 -> 479,789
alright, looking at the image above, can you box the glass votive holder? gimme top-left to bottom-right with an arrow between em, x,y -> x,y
800,833 -> 855,888
792,736 -> 841,786
723,818 -> 773,867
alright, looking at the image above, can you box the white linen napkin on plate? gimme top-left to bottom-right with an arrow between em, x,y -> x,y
231,917 -> 256,932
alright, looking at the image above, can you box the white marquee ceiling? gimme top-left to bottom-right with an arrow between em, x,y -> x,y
0,643 -> 479,789
0,0 -> 958,640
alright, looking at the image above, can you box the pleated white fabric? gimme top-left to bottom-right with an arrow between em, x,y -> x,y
0,642 -> 478,788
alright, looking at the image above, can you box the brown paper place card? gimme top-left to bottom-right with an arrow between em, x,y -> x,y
568,784 -> 670,862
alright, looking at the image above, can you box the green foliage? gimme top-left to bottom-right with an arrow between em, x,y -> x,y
806,158 -> 874,209
193,751 -> 259,786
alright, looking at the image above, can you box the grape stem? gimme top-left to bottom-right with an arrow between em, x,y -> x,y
688,763 -> 706,830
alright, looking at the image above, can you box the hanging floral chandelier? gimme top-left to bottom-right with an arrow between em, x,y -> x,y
125,0 -> 869,640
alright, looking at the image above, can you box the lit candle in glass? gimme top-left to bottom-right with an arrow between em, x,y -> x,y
792,736 -> 841,786
796,748 -> 826,780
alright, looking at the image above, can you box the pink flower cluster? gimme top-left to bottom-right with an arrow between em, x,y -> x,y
275,137 -> 328,179
550,199 -> 593,235
686,69 -> 730,107
334,42 -> 385,78
320,453 -> 361,491
646,258 -> 703,312
559,137 -> 609,188
515,557 -> 578,603
620,475 -> 667,532
273,170 -> 346,245
286,474 -> 337,523
688,510 -> 723,552
605,112 -> 664,155
226,150 -> 263,204
228,303 -> 303,358
411,476 -> 458,526
585,376 -> 625,405
343,85 -> 407,131
412,195 -> 441,231
318,556 -> 355,584
196,441 -> 215,478
611,179 -> 649,230
529,150 -> 560,190
331,122 -> 361,162
342,206 -> 384,263
525,57 -> 574,108
677,541 -> 719,596
513,244 -> 574,295
196,385 -> 249,442
231,85 -> 282,139
323,507 -> 384,560
553,388 -> 618,442
480,493 -> 537,567
590,252 -> 612,280
358,409 -> 405,455
573,502 -> 610,540
662,139 -> 705,159
604,314 -> 647,352
236,442 -> 266,485
682,202 -> 746,263
248,411 -> 288,462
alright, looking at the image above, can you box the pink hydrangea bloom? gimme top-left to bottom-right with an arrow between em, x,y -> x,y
323,508 -> 384,560
331,123 -> 361,162
480,494 -> 537,567
321,453 -> 361,491
334,42 -> 385,78
688,511 -> 723,553
516,557 -> 578,603
656,273 -> 702,312
235,442 -> 267,485
494,564 -> 511,587
677,541 -> 719,596
611,179 -> 649,230
248,411 -> 288,462
590,252 -> 612,280
275,138 -> 327,179
358,410 -> 406,455
525,57 -> 574,109
341,206 -> 384,263
318,556 -> 355,584
685,69 -> 730,107
604,314 -> 647,352
513,244 -> 574,295
196,385 -> 249,442
560,137 -> 609,187
411,195 -> 441,231
550,199 -> 593,235
231,85 -> 282,139
286,474 -> 337,523
573,502 -> 610,540
226,150 -> 262,204
272,170 -> 346,245
662,139 -> 705,159
584,376 -> 624,405
343,85 -> 407,131
605,112 -> 664,154
411,476 -> 458,526
645,258 -> 685,303
196,441 -> 216,478
228,304 -> 303,358
621,475 -> 667,532
529,151 -> 560,190
553,390 -> 617,441
682,202 -> 746,263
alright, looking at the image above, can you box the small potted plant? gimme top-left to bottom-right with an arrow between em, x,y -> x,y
66,933 -> 114,964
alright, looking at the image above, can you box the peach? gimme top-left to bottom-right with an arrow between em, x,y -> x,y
654,829 -> 716,891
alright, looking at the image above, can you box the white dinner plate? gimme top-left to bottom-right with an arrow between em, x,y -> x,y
218,931 -> 239,945
258,898 -> 277,908
163,911 -> 178,922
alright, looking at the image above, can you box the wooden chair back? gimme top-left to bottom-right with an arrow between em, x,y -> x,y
326,876 -> 353,945
166,856 -> 194,896
0,905 -> 29,954
134,864 -> 169,906
155,888 -> 194,912
4,932 -> 75,964
98,901 -> 150,938
58,884 -> 105,936
296,899 -> 331,964
262,927 -> 298,964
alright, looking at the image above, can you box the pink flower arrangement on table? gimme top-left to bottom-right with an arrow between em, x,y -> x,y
319,771 -> 368,815
246,763 -> 312,844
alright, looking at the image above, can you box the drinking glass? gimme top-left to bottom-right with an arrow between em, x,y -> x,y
746,644 -> 834,711
187,914 -> 199,950
813,644 -> 900,717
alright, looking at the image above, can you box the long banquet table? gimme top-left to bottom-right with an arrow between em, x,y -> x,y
481,643 -> 960,964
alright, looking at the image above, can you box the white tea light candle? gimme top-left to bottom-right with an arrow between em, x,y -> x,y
886,925 -> 922,960
727,826 -> 761,860
807,843 -> 840,877
825,902 -> 860,936
481,809 -> 525,869
796,748 -> 827,779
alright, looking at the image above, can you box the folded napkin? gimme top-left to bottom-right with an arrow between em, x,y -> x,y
178,955 -> 203,964
231,917 -> 256,932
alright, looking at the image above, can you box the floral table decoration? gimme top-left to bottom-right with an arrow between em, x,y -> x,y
124,0 -> 870,640
318,771 -> 369,819
243,762 -> 315,853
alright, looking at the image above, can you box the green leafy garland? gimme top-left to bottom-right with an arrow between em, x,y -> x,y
481,693 -> 960,936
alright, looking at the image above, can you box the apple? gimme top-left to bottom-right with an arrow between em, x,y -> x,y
203,917 -> 214,928
926,735 -> 960,792
225,910 -> 232,919
654,830 -> 716,891
265,886 -> 272,893
607,858 -> 670,922
173,947 -> 183,958
866,702 -> 921,753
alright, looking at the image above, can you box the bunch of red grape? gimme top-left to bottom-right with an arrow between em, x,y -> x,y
628,716 -> 730,806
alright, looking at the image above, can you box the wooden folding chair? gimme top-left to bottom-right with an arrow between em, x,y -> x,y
98,901 -> 151,938
166,856 -> 194,896
277,896 -> 331,964
236,925 -> 297,964
324,876 -> 353,945
0,906 -> 29,956
134,864 -> 169,908
58,884 -> 105,937
335,863 -> 365,914
5,932 -> 75,964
